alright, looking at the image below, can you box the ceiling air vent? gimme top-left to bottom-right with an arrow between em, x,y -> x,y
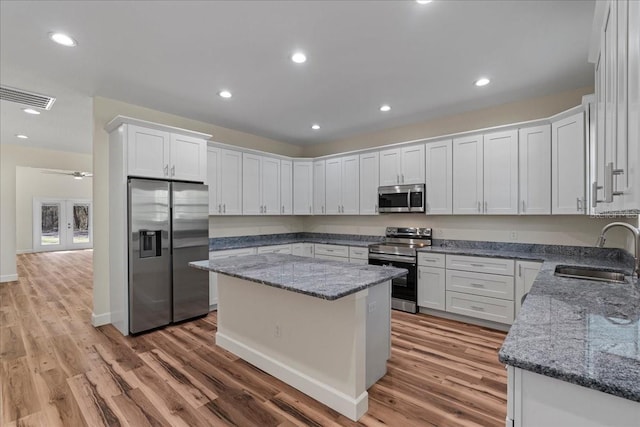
0,85 -> 56,110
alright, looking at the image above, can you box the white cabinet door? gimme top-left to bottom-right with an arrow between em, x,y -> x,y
359,152 -> 379,215
261,156 -> 281,215
418,266 -> 445,311
293,161 -> 313,215
515,261 -> 542,317
242,153 -> 262,215
519,125 -> 551,214
313,160 -> 326,214
280,160 -> 292,215
401,144 -> 425,184
169,133 -> 206,182
552,112 -> 586,214
453,135 -> 484,214
341,155 -> 359,214
325,158 -> 342,215
127,125 -> 170,179
425,140 -> 452,214
219,149 -> 242,215
604,0 -> 619,210
379,148 -> 401,186
484,130 -> 518,214
207,147 -> 220,215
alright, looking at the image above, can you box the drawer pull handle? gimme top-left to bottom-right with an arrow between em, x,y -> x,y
470,263 -> 484,267
470,305 -> 485,311
423,258 -> 437,262
470,283 -> 485,287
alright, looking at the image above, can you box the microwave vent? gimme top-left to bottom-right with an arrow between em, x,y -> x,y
0,85 -> 56,110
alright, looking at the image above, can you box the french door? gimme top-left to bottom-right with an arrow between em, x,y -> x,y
33,199 -> 93,252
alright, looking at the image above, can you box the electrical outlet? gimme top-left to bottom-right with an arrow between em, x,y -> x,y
274,325 -> 281,338
510,231 -> 517,241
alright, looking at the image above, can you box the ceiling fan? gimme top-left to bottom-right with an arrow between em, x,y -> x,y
41,170 -> 93,180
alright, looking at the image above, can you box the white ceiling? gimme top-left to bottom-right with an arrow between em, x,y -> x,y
0,0 -> 595,154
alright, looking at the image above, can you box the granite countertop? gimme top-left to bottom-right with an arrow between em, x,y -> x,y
190,253 -> 407,300
420,242 -> 640,402
209,232 -> 383,251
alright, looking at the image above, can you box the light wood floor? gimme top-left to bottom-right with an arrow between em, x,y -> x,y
1,250 -> 507,426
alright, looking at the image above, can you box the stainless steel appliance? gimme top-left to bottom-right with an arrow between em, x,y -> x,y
368,227 -> 432,313
128,178 -> 209,334
378,184 -> 425,213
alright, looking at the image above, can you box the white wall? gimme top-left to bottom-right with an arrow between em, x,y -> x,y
15,167 -> 92,253
0,144 -> 92,282
209,216 -> 303,238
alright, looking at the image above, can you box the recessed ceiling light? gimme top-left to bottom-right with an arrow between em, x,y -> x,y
49,32 -> 77,47
380,104 -> 391,112
311,124 -> 320,130
22,108 -> 40,115
416,0 -> 433,4
218,90 -> 232,99
16,134 -> 29,139
474,77 -> 491,87
291,52 -> 307,64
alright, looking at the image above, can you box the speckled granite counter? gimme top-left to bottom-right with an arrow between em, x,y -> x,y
190,253 -> 407,300
209,232 -> 383,251
420,241 -> 640,402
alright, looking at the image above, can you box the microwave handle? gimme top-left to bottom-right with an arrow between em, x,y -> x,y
407,191 -> 411,209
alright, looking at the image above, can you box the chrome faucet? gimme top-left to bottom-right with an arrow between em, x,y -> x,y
596,222 -> 640,278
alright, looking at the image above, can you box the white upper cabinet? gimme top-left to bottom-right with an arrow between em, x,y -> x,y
519,125 -> 551,214
425,140 -> 452,214
484,130 -> 519,215
379,145 -> 425,186
625,0 -> 640,211
126,125 -> 206,183
127,125 -> 171,179
551,112 -> 586,214
243,154 -> 281,215
359,152 -> 380,215
325,155 -> 359,215
207,147 -> 220,215
210,148 -> 242,215
453,135 -> 484,214
293,161 -> 313,215
280,160 -> 293,215
313,160 -> 326,215
170,134 -> 207,182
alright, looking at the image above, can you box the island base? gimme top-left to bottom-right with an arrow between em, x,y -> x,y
215,275 -> 391,421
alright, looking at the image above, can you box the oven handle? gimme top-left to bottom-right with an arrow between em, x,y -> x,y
368,253 -> 416,265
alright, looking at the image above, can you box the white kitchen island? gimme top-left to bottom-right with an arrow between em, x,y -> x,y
190,253 -> 407,421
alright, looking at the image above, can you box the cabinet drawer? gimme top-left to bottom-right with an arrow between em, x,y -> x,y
211,247 -> 257,259
446,270 -> 514,300
315,254 -> 349,263
349,246 -> 369,260
418,252 -> 445,268
446,255 -> 514,276
349,258 -> 369,265
446,291 -> 514,324
314,244 -> 349,258
257,244 -> 292,254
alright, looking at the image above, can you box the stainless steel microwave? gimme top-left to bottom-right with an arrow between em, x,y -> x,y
378,184 -> 425,213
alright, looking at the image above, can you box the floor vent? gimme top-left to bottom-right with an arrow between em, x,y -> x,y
0,85 -> 56,110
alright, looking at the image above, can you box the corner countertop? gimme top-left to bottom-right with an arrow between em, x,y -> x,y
190,253 -> 407,300
421,243 -> 640,403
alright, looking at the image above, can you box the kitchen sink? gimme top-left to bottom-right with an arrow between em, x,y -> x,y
554,265 -> 627,284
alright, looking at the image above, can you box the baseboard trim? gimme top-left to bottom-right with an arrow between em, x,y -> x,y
216,331 -> 368,421
16,249 -> 33,254
0,274 -> 19,283
91,312 -> 111,327
209,303 -> 218,312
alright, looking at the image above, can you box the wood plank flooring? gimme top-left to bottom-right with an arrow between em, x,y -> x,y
1,250 -> 507,426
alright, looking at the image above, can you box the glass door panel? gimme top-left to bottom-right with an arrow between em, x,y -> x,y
67,201 -> 92,249
40,203 -> 61,248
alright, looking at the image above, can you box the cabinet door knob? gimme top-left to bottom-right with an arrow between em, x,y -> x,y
397,174 -> 400,184
401,174 -> 405,183
171,165 -> 175,176
477,201 -> 481,212
218,204 -> 221,213
223,204 -> 226,213
164,165 -> 169,176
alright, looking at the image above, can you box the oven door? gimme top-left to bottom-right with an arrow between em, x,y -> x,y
368,253 -> 417,313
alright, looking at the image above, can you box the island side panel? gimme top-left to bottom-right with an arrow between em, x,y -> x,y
216,275 -> 369,421
366,280 -> 391,389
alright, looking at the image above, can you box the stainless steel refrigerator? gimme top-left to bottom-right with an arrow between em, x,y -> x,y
128,178 -> 209,334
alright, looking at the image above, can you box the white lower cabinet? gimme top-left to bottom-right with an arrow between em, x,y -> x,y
257,244 -> 292,254
292,243 -> 314,257
514,261 -> 542,316
445,292 -> 514,324
418,266 -> 445,310
445,270 -> 514,300
314,244 -> 349,259
349,246 -> 369,264
209,247 -> 258,308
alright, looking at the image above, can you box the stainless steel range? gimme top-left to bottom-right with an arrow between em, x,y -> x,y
368,227 -> 432,313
